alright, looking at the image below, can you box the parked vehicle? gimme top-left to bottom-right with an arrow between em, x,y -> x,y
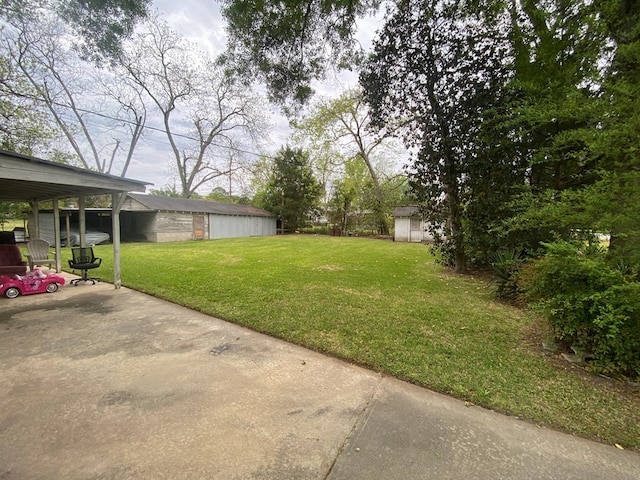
0,269 -> 66,298
61,227 -> 110,247
27,214 -> 110,247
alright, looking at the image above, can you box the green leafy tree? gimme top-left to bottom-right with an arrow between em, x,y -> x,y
1,0 -> 149,62
291,110 -> 345,222
58,0 -> 150,61
486,0 -> 640,267
478,0 -> 640,376
327,179 -> 355,234
327,158 -> 367,233
327,157 -> 408,235
361,0 -> 509,272
591,0 -> 640,265
220,0 -> 380,111
292,88 -> 405,235
257,146 -> 322,232
205,186 -> 251,204
0,201 -> 27,228
488,0 -> 608,254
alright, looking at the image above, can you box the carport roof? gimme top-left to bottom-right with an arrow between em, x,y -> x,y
0,150 -> 150,202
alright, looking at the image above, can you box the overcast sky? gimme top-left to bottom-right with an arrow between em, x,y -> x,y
122,0 -> 384,194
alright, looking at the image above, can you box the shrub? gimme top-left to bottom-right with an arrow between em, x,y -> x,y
490,249 -> 525,301
429,238 -> 457,268
521,241 -> 640,378
588,283 -> 640,376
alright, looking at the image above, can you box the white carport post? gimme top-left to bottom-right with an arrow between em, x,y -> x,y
52,198 -> 61,272
112,192 -> 127,289
78,195 -> 86,247
29,201 -> 39,240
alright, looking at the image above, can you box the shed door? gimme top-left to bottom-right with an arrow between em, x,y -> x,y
410,217 -> 422,242
193,215 -> 205,240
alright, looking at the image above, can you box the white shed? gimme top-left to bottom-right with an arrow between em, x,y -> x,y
392,206 -> 433,243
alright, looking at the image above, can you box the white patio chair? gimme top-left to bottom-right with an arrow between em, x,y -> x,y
25,238 -> 57,271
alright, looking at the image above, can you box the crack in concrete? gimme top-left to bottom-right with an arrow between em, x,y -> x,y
323,374 -> 385,479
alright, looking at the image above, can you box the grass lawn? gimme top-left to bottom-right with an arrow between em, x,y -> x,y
59,236 -> 639,450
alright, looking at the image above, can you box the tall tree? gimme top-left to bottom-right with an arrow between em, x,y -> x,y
361,0 -> 509,272
1,0 -> 149,62
590,0 -> 640,264
506,0 -> 605,201
119,13 -> 267,197
292,88 -> 404,234
221,0 -> 380,111
60,0 -> 150,61
1,4 -> 146,175
459,0 -> 607,262
483,0 -> 636,264
256,146 -> 322,232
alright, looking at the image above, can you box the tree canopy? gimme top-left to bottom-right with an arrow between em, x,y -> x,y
1,0 -> 150,61
292,88 -> 405,235
254,146 -> 322,232
220,0 -> 380,111
361,0 -> 510,271
58,0 -> 151,61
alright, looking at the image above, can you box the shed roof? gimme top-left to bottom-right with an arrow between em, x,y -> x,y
0,150 -> 149,202
128,193 -> 274,217
392,206 -> 421,217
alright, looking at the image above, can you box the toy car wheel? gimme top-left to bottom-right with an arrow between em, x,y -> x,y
5,287 -> 20,299
46,283 -> 59,293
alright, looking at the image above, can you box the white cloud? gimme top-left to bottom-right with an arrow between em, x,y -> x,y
154,0 -> 227,57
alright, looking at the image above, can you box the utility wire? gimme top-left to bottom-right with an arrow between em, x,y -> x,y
9,90 -> 278,160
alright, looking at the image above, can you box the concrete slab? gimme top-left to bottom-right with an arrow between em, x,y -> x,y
1,274 -> 639,479
0,276 -> 379,479
328,377 -> 640,480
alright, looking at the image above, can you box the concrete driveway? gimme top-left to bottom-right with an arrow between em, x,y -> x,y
1,274 -> 639,479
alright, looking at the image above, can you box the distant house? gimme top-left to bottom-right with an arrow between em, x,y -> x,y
392,206 -> 433,243
30,194 -> 276,244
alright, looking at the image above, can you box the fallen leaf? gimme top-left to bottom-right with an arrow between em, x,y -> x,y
615,443 -> 624,450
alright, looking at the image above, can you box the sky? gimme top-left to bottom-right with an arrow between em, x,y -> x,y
122,0 -> 385,194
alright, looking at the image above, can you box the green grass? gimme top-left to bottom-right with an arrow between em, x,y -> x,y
1,219 -> 26,231
61,236 -> 640,449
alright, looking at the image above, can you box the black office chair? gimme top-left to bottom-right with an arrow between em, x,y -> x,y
68,247 -> 102,285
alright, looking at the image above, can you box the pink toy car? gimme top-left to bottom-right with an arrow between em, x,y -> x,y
0,269 -> 66,299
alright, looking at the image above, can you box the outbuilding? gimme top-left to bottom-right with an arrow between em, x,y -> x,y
392,206 -> 434,243
28,194 -> 277,245
119,194 -> 276,242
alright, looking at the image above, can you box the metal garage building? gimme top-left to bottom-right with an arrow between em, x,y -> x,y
120,194 -> 276,242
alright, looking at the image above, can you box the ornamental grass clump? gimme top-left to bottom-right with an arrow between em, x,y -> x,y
490,248 -> 525,301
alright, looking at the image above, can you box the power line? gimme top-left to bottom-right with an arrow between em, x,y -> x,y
10,90 -> 278,160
